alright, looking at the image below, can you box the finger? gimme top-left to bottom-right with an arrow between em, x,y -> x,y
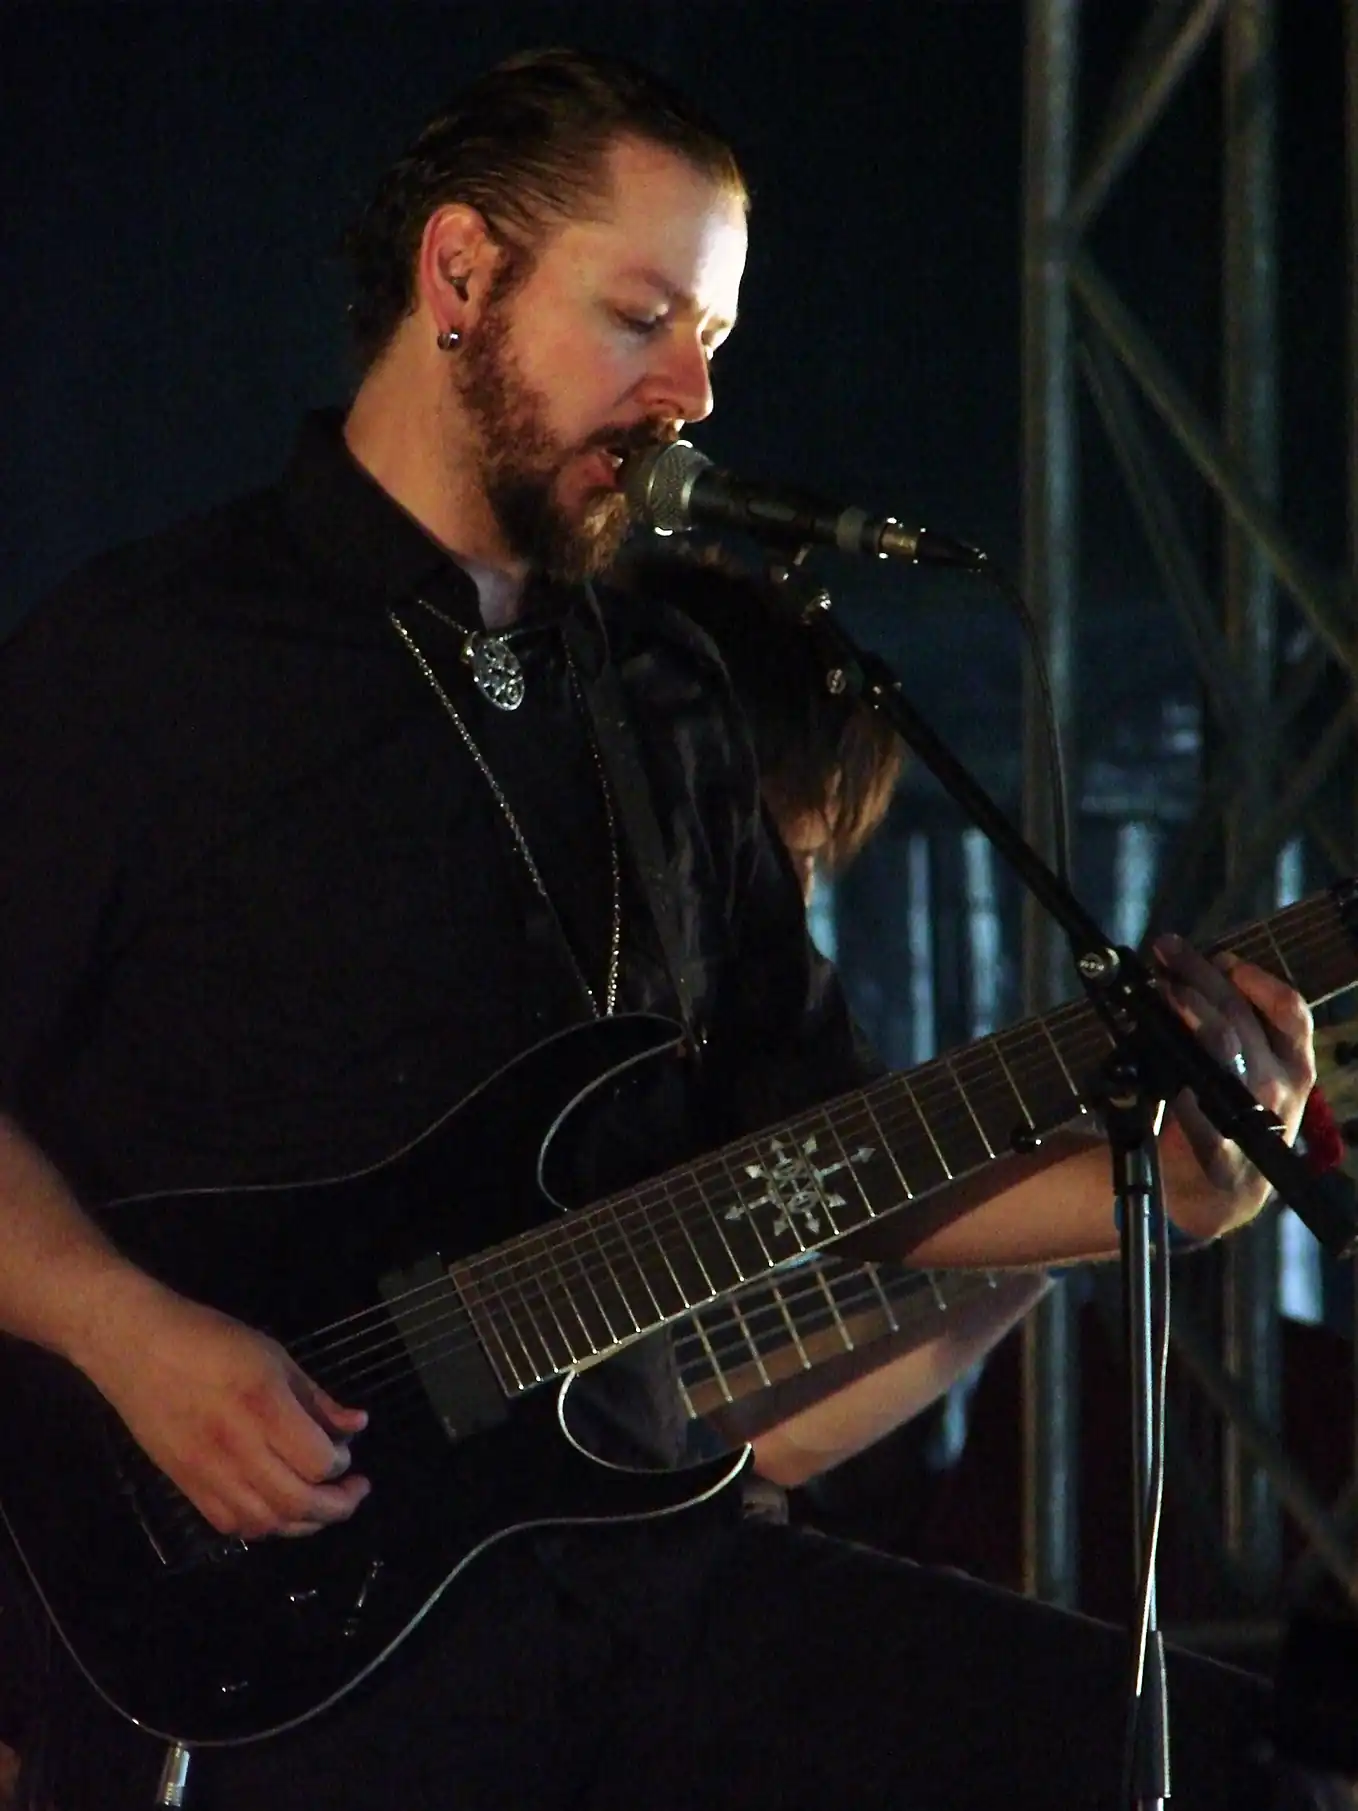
1156,937 -> 1312,1067
1160,978 -> 1252,1069
1210,954 -> 1315,1071
304,1474 -> 371,1521
195,1489 -> 242,1538
1166,1092 -> 1243,1192
1164,955 -> 1292,1080
291,1369 -> 369,1437
262,1379 -> 364,1485
241,1431 -> 372,1526
212,1480 -> 289,1544
321,1442 -> 352,1482
1155,940 -> 1269,1048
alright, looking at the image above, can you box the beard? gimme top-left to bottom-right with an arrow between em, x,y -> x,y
456,288 -> 664,585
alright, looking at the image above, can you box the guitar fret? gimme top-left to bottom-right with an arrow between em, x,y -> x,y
453,1271 -> 532,1395
520,1255 -> 581,1372
626,1184 -> 692,1321
504,1276 -> 558,1380
714,1148 -> 783,1272
988,1037 -> 1037,1141
866,1262 -> 902,1333
611,1209 -> 669,1326
672,1204 -> 722,1303
944,1054 -> 996,1160
900,1073 -> 954,1182
545,1237 -> 615,1358
532,1238 -> 603,1369
959,1041 -> 1029,1151
911,1061 -> 988,1175
1039,1016 -> 1080,1098
803,1107 -> 867,1240
988,1020 -> 1066,1130
728,1298 -> 772,1388
688,1311 -> 735,1405
555,1223 -> 627,1355
814,1268 -> 856,1353
685,1166 -> 749,1298
1260,915 -> 1298,987
860,1093 -> 916,1204
769,1275 -> 814,1371
591,1212 -> 644,1346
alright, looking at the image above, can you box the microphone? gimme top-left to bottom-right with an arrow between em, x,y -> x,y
624,440 -> 984,570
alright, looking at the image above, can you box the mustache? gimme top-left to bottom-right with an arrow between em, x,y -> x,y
580,420 -> 679,460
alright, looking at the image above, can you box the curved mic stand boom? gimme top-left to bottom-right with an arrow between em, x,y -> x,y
758,553 -> 1358,1811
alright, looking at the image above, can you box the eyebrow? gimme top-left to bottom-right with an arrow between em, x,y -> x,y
616,265 -> 738,337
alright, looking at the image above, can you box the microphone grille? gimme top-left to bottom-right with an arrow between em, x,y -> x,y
624,440 -> 712,534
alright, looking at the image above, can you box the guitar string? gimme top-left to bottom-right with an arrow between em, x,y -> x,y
310,1266 -> 1007,1433
303,1238 -> 1003,1412
331,1255 -> 982,1401
284,904 -> 1344,1394
288,904 -> 1346,1397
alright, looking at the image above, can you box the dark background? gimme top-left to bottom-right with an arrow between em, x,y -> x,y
4,2 -> 1347,644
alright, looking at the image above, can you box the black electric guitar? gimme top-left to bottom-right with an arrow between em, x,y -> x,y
2,882 -> 1356,1749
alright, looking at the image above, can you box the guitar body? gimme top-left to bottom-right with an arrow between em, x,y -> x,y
0,1013 -> 745,1747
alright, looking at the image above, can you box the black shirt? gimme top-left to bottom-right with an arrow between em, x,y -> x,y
0,411 -> 875,1462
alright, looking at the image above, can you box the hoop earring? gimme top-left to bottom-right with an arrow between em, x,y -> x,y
436,328 -> 462,352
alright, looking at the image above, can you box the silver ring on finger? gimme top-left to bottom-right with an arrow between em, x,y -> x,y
1230,1050 -> 1248,1079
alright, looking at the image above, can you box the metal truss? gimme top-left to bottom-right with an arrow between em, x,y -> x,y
1019,0 -> 1358,1633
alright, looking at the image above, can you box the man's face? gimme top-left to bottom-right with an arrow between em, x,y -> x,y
455,136 -> 747,581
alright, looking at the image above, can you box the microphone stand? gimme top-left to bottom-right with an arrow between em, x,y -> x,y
762,556 -> 1358,1811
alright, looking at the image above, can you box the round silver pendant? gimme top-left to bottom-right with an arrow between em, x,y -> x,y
466,634 -> 526,711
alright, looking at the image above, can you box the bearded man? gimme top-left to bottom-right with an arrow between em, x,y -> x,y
0,47 -> 1329,1811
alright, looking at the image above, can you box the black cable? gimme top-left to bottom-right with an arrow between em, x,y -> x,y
1118,1139 -> 1174,1810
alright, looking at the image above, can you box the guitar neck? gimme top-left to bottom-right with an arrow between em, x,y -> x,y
452,882 -> 1358,1398
673,1259 -> 998,1421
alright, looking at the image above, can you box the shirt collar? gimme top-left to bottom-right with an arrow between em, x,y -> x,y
281,409 -> 483,630
279,410 -> 605,664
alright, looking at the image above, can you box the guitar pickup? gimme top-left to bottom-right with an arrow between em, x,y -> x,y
378,1256 -> 508,1443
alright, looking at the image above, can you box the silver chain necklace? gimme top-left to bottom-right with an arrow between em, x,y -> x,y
389,607 -> 621,1019
414,592 -> 526,711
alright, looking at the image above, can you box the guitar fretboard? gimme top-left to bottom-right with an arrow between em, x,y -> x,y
450,884 -> 1358,1396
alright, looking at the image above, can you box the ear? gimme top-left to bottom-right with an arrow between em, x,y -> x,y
414,204 -> 497,339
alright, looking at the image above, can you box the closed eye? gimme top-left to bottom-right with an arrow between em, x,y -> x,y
614,309 -> 665,338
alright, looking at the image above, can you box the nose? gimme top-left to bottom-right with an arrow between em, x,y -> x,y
641,327 -> 715,427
